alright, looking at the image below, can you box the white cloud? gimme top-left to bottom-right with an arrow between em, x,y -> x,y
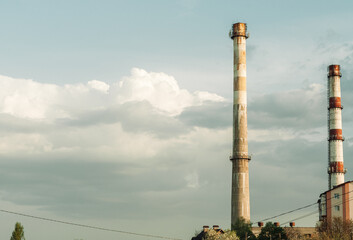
0,68 -> 224,122
0,69 -> 232,224
195,91 -> 225,102
88,80 -> 110,93
0,75 -> 59,119
113,68 -> 224,116
0,69 -> 225,158
0,61 -> 349,236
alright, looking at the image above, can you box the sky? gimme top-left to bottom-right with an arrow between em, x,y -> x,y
0,0 -> 353,239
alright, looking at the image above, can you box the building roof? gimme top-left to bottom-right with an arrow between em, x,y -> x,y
319,180 -> 353,196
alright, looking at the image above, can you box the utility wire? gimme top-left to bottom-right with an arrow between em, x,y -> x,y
3,189 -> 353,239
256,188 -> 353,224
0,209 -> 182,240
257,202 -> 317,223
280,190 -> 353,226
280,210 -> 318,226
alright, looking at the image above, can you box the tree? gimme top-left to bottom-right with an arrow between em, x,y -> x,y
192,228 -> 240,240
10,222 -> 25,240
205,229 -> 239,240
231,217 -> 256,240
257,222 -> 288,240
284,227 -> 302,240
316,217 -> 353,240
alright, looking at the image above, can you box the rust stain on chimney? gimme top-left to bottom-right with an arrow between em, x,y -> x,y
230,22 -> 251,225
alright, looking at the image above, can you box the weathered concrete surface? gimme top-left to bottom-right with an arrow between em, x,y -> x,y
230,22 -> 250,225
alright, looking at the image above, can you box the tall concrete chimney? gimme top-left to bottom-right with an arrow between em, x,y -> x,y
328,65 -> 345,189
229,22 -> 250,225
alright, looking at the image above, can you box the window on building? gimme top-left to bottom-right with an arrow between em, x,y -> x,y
335,205 -> 340,211
334,193 -> 340,199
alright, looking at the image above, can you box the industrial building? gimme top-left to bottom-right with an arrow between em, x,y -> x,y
319,181 -> 353,221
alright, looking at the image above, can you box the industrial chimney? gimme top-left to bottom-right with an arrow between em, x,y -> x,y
229,22 -> 250,225
328,65 -> 345,189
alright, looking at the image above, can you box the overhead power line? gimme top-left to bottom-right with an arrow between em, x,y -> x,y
256,188 -> 353,224
280,210 -> 319,226
0,209 -> 182,240
280,190 -> 353,226
258,202 -> 317,223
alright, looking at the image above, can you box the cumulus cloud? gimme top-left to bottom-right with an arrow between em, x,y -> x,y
0,57 -> 351,231
0,75 -> 59,119
0,68 -> 230,167
88,80 -> 110,93
0,68 -> 224,122
0,68 -> 232,222
113,68 -> 224,116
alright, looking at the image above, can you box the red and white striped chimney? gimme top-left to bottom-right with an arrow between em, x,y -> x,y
328,65 -> 345,189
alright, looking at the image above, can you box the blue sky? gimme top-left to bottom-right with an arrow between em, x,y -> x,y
2,0 -> 352,91
0,1 -> 353,240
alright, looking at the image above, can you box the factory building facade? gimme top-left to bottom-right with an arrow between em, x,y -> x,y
319,181 -> 353,221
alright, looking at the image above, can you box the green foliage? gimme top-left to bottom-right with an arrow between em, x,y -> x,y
257,222 -> 287,240
205,229 -> 239,240
10,222 -> 25,240
231,217 -> 256,240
